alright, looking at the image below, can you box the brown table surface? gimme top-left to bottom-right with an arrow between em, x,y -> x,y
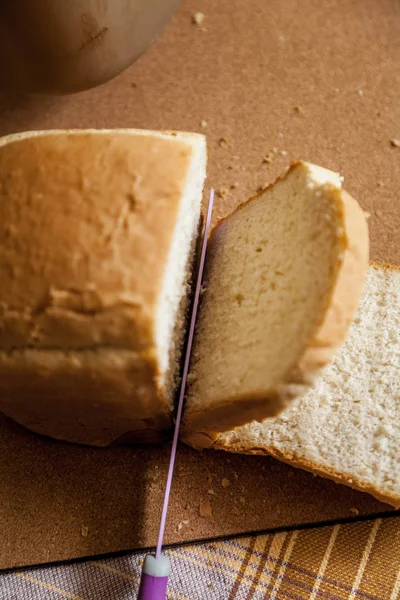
0,0 -> 399,571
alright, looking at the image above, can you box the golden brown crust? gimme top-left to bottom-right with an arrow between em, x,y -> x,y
369,260 -> 400,273
0,348 -> 171,446
0,130 -> 198,351
182,164 -> 369,448
293,188 -> 369,377
0,235 -> 199,447
0,129 -> 205,445
212,440 -> 400,508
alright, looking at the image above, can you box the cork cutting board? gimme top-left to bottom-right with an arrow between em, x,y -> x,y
0,0 -> 399,571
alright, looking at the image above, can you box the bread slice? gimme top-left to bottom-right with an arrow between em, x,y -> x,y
0,129 -> 206,446
181,161 -> 369,448
213,264 -> 400,507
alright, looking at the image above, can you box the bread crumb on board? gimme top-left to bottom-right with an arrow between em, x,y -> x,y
294,105 -> 303,114
178,464 -> 190,477
200,120 -> 207,128
216,188 -> 229,198
177,519 -> 190,531
186,373 -> 196,384
199,498 -> 214,521
230,182 -> 239,189
231,506 -> 241,516
390,139 -> 400,148
192,12 -> 205,25
221,478 -> 231,488
219,136 -> 229,147
81,525 -> 89,537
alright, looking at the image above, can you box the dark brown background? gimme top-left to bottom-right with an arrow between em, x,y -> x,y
0,0 -> 399,570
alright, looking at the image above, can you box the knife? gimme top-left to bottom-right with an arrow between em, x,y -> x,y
137,189 -> 215,600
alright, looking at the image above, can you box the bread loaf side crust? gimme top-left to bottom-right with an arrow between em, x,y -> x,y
0,349 -> 170,446
0,129 -> 206,445
0,129 -> 201,351
182,163 -> 369,448
212,437 -> 400,509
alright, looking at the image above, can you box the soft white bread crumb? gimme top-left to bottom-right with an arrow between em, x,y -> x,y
214,264 -> 400,507
181,161 -> 369,447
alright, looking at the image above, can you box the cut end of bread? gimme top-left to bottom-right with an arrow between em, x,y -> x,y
182,161 -> 369,448
213,263 -> 400,508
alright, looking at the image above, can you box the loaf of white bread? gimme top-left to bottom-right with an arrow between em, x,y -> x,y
0,129 -> 369,449
0,129 -> 207,445
212,264 -> 400,508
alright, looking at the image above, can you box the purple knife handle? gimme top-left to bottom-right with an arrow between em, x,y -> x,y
137,554 -> 170,600
137,573 -> 168,600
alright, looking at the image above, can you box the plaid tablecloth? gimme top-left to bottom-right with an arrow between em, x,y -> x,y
2,515 -> 400,599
